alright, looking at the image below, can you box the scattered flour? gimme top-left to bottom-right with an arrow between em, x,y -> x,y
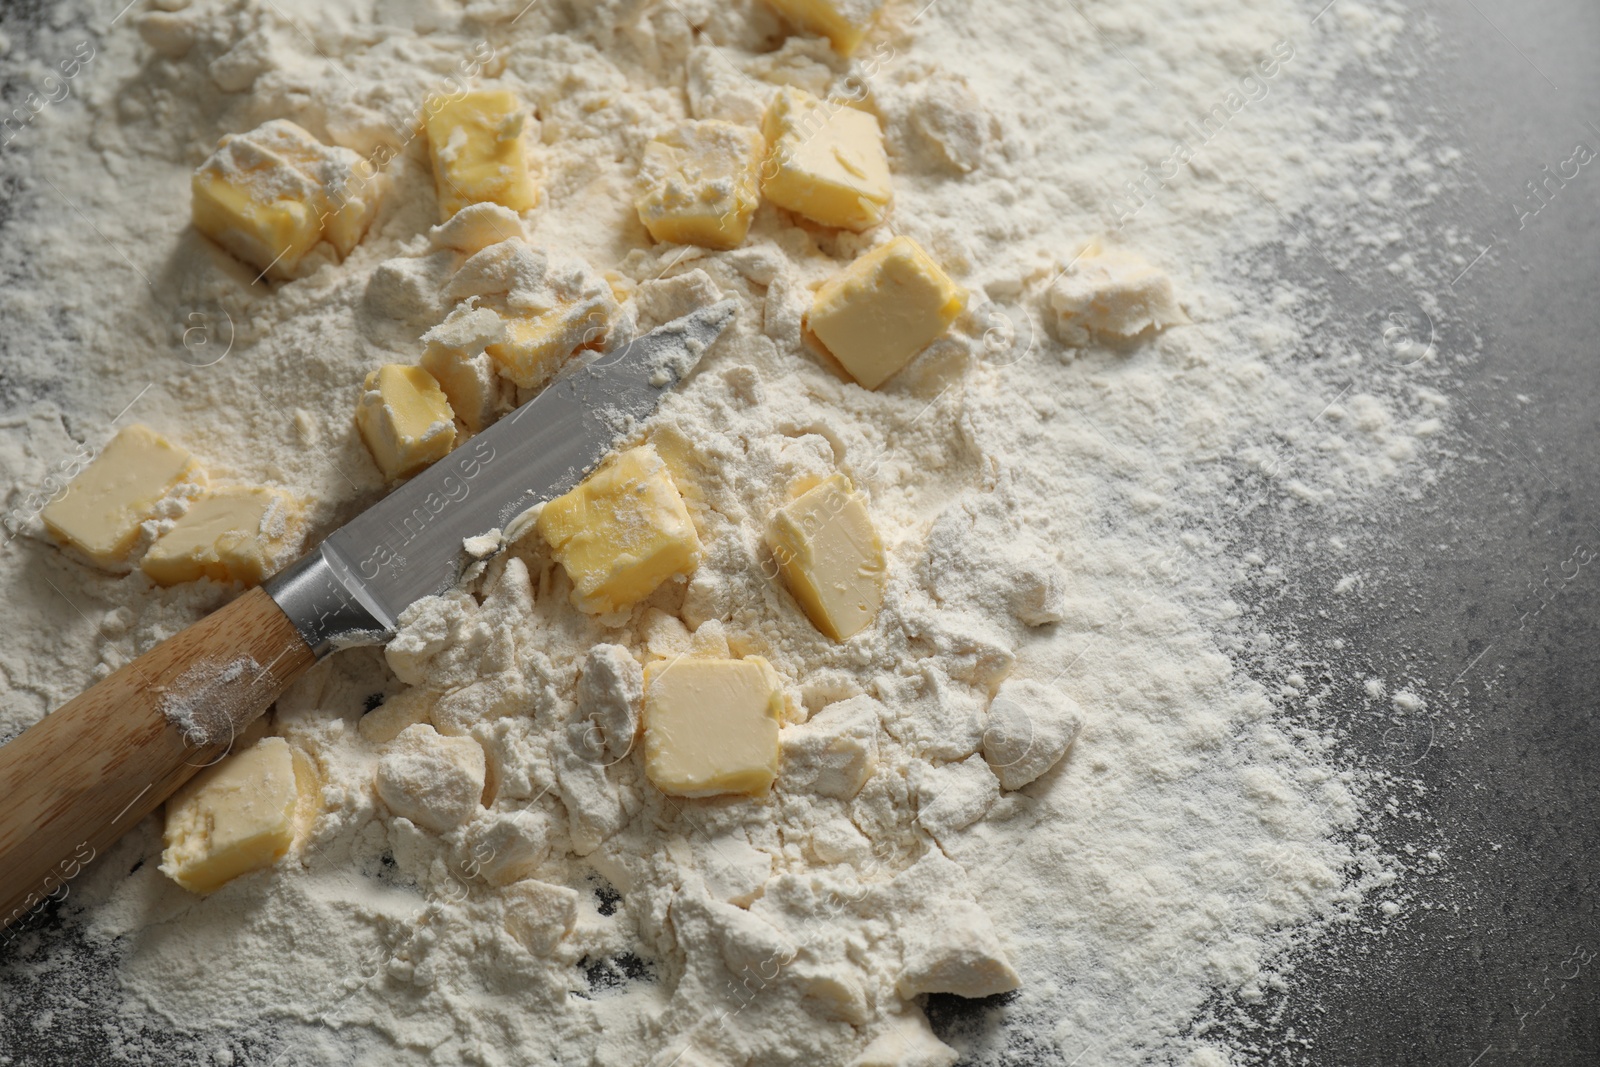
158,654 -> 266,749
0,0 -> 1455,1064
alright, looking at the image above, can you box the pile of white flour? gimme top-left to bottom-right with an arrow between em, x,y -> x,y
0,0 -> 1457,1064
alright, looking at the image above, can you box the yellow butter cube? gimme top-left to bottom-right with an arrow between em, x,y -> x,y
246,120 -> 383,258
764,0 -> 885,54
291,747 -> 322,832
355,364 -> 458,481
191,167 -> 320,280
192,119 -> 380,279
808,236 -> 965,389
41,424 -> 201,568
762,88 -> 892,232
141,486 -> 302,587
635,120 -> 765,250
767,474 -> 886,640
643,657 -> 783,797
536,445 -> 701,615
425,89 -> 538,220
486,302 -> 610,389
161,737 -> 316,895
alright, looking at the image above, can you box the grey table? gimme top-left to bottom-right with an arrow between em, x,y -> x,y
1244,1 -> 1600,1062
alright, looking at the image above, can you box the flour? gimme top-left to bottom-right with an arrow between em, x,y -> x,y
980,678 -> 1083,792
1045,244 -> 1188,347
0,0 -> 1448,1064
158,654 -> 267,748
373,722 -> 488,834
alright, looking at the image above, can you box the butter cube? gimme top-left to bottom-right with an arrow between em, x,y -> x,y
536,445 -> 702,615
192,119 -> 381,279
41,424 -> 201,568
443,242 -> 616,389
486,302 -> 610,389
767,474 -> 886,641
141,486 -> 302,587
355,364 -> 458,480
808,236 -> 965,389
291,747 -> 322,830
192,158 -> 320,280
764,0 -> 885,54
762,88 -> 892,232
161,737 -> 315,894
246,119 -> 383,258
425,89 -> 538,220
643,657 -> 783,797
635,120 -> 765,250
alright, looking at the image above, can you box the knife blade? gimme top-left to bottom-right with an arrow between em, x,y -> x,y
265,299 -> 737,654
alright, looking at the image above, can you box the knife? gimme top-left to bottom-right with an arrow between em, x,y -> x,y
0,300 -> 736,932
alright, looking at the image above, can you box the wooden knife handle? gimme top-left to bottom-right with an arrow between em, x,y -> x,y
0,587 -> 315,933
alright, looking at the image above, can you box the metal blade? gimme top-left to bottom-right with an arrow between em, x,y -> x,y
265,300 -> 737,652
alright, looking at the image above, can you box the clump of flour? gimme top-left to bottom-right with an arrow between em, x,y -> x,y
0,0 -> 1451,1064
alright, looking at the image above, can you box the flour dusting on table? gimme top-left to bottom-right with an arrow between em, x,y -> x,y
0,0 -> 1454,1064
